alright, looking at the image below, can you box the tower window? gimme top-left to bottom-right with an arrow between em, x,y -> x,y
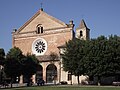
80,31 -> 83,37
36,24 -> 43,34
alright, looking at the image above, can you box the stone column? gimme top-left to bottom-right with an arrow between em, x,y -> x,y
32,74 -> 36,83
19,75 -> 23,84
56,61 -> 61,84
43,63 -> 46,82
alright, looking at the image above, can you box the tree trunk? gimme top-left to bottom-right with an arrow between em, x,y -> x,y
97,76 -> 101,86
10,77 -> 13,88
70,72 -> 72,85
77,75 -> 80,85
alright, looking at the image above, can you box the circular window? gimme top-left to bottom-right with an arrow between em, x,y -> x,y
32,38 -> 47,56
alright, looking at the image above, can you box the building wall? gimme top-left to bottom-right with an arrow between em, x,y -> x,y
13,28 -> 72,55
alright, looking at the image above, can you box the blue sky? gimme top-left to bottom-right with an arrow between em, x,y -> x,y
0,0 -> 120,53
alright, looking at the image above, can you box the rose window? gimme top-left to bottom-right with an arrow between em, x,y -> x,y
35,41 -> 45,53
32,38 -> 47,56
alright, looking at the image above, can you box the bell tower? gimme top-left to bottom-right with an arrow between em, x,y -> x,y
76,19 -> 90,40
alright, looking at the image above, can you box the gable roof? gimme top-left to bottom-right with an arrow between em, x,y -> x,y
16,9 -> 67,33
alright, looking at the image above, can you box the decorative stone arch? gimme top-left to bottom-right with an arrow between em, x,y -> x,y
46,64 -> 57,83
36,65 -> 43,83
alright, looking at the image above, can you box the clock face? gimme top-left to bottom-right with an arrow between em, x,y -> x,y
32,38 -> 47,56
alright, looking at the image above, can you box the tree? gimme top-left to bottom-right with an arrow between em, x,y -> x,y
4,47 -> 23,87
50,52 -> 58,62
62,38 -> 87,84
0,48 -> 5,65
62,35 -> 120,85
0,48 -> 5,84
106,35 -> 120,78
21,54 -> 39,86
84,35 -> 120,85
84,36 -> 107,84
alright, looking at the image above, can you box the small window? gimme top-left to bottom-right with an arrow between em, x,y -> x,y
80,31 -> 83,37
36,24 -> 43,34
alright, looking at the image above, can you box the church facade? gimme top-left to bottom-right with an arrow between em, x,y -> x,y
12,9 -> 90,84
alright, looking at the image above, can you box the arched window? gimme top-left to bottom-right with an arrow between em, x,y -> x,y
36,65 -> 43,83
80,31 -> 83,37
36,24 -> 43,34
46,64 -> 57,83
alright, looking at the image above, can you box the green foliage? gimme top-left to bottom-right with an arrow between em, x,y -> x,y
0,48 -> 5,65
4,47 -> 23,78
62,35 -> 120,83
21,54 -> 39,78
0,48 -> 5,57
84,36 -> 108,77
2,86 -> 120,90
62,38 -> 87,79
4,47 -> 40,83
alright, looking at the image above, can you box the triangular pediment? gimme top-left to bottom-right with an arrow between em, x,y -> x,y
16,9 -> 67,33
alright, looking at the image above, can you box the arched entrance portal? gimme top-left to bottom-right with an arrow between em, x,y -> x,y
36,65 -> 43,82
46,64 -> 57,83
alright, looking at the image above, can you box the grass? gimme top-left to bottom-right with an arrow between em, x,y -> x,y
2,85 -> 120,90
